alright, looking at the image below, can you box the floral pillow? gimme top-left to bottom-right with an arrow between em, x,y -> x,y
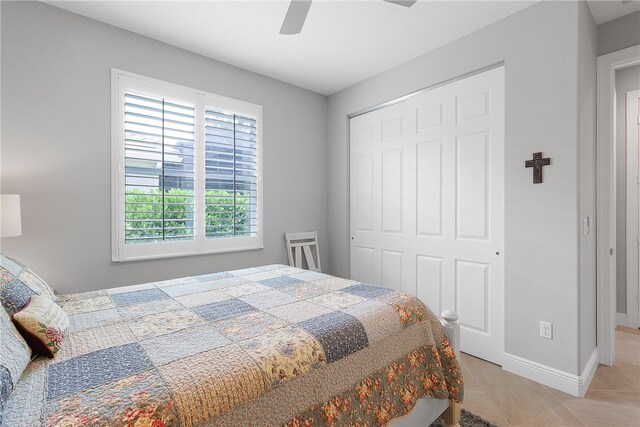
1,307 -> 32,424
12,295 -> 69,358
0,254 -> 57,316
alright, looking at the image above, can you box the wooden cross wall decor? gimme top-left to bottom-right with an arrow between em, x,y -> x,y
525,152 -> 551,184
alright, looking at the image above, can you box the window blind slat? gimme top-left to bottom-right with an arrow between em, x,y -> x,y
121,86 -> 259,249
124,91 -> 196,244
204,108 -> 258,239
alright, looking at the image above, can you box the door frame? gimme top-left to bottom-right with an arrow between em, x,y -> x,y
625,90 -> 640,329
596,45 -> 640,366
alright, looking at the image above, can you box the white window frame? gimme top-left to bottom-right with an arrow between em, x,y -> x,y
111,69 -> 263,262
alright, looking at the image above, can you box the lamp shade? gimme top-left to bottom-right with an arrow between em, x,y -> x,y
0,194 -> 22,237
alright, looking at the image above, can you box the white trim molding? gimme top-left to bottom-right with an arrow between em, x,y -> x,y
625,89 -> 640,329
502,349 -> 599,397
596,44 -> 640,366
110,69 -> 264,262
616,312 -> 629,328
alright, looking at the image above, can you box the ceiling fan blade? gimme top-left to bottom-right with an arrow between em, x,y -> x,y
280,0 -> 313,35
383,0 -> 417,7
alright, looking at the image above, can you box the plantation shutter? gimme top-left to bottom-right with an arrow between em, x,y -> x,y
204,109 -> 258,238
123,91 -> 196,243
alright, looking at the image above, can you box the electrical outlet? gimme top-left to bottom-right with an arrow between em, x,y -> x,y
540,321 -> 553,340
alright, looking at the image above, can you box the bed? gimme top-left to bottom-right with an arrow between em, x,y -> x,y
2,264 -> 463,427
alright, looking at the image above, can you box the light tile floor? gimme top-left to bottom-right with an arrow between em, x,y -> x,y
460,327 -> 640,426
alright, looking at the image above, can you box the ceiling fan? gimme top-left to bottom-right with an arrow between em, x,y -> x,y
280,0 -> 417,35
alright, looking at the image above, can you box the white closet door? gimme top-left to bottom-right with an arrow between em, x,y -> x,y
350,102 -> 413,292
350,67 -> 505,364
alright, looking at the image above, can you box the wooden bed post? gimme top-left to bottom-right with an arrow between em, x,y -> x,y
440,310 -> 460,358
441,402 -> 461,427
440,310 -> 461,427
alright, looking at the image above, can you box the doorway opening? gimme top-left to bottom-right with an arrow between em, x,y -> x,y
616,73 -> 640,330
597,45 -> 640,366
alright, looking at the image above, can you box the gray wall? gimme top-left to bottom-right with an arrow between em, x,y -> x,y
615,65 -> 640,315
0,1 -> 328,294
327,1 -> 594,375
597,11 -> 640,56
578,0 -> 598,372
0,0 -> 600,378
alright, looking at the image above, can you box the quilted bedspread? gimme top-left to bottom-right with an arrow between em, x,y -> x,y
4,265 -> 463,427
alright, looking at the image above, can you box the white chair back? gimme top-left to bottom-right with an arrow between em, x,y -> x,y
285,230 -> 321,272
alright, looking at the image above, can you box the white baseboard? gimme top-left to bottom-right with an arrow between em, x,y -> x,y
580,348 -> 599,396
617,312 -> 628,327
501,348 -> 598,397
616,312 -> 639,328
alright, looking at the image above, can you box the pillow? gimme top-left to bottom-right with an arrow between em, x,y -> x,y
0,254 -> 56,315
1,254 -> 56,299
0,270 -> 32,316
12,295 -> 69,358
1,307 -> 32,424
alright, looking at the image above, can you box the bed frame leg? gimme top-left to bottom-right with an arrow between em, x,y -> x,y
440,310 -> 461,427
440,310 -> 460,359
441,401 -> 461,427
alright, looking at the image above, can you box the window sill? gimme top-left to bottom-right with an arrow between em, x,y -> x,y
112,241 -> 264,263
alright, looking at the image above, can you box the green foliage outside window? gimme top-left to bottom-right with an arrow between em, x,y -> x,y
125,188 -> 251,242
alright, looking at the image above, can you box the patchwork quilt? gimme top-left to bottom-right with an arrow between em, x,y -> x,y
3,265 -> 463,427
